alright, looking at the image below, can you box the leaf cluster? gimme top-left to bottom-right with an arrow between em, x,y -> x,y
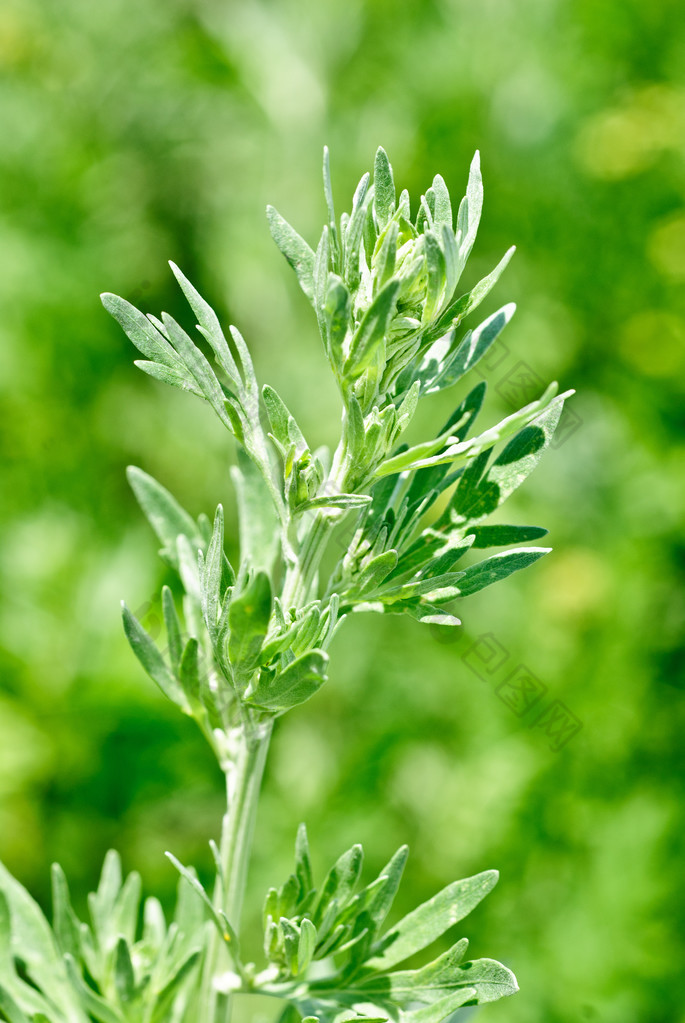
101,146 -> 571,758
251,827 -> 516,1023
0,853 -> 205,1023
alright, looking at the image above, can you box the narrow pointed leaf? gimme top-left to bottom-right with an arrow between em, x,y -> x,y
162,586 -> 183,673
374,147 -> 396,228
101,294 -> 180,369
469,524 -> 548,548
345,280 -> 400,379
455,547 -> 549,597
314,844 -> 364,924
267,206 -> 316,301
231,448 -> 280,574
126,466 -> 203,566
114,938 -> 135,1003
366,869 -> 498,971
228,571 -> 273,679
169,261 -> 241,385
122,604 -> 186,707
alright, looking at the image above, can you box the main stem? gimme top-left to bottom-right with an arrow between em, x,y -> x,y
202,718 -> 273,1023
204,464 -> 345,1020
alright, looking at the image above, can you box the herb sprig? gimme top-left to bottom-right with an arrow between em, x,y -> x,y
0,147 -> 571,1023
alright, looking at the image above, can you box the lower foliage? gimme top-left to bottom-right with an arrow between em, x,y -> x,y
0,828 -> 516,1023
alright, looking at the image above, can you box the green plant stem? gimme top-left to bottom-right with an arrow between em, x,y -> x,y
202,718 -> 273,1023
281,511 -> 335,610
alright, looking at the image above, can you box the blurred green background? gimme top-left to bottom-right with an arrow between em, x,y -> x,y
1,0 -> 684,1020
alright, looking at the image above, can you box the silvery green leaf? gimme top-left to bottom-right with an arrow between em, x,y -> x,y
314,844 -> 363,926
384,532 -> 471,585
374,221 -> 398,292
0,864 -> 80,1015
114,937 -> 135,1003
345,395 -> 366,468
179,637 -> 202,706
323,275 -> 351,367
299,493 -> 372,512
358,944 -> 516,1009
267,206 -> 316,302
121,604 -> 186,708
440,224 -> 459,299
162,586 -> 183,674
88,849 -> 121,938
177,533 -> 203,605
403,987 -> 477,1023
469,524 -> 548,547
169,261 -> 241,386
231,448 -> 280,574
345,279 -> 399,379
372,424 -> 454,478
334,1015 -> 387,1023
258,606 -> 314,665
228,571 -> 272,683
446,400 -> 565,524
376,385 -> 570,477
323,147 -> 340,272
229,324 -> 259,407
373,148 -> 395,229
247,650 -> 328,713
388,531 -> 474,589
383,572 -> 465,604
394,380 -> 420,439
295,823 -> 314,897
101,294 -> 181,369
430,174 -> 452,229
431,246 -> 515,341
287,604 -> 322,657
164,854 -> 238,949
280,918 -> 301,974
409,604 -> 461,627
161,312 -> 232,428
297,918 -> 318,975
396,188 -> 411,220
402,383 -> 485,506
416,193 -> 433,233
365,869 -> 498,972
344,172 -> 371,288
143,896 -> 166,948
200,505 -> 226,640
426,302 -> 516,395
421,298 -> 517,398
454,547 -> 549,597
421,232 -> 446,324
455,150 -> 483,269
358,938 -> 470,1005
315,226 -> 332,325
50,863 -> 81,961
126,466 -> 203,568
354,845 -> 408,945
65,955 -> 124,1023
0,988 -> 31,1023
357,551 -> 399,594
151,950 -> 202,1023
133,359 -> 203,397
173,870 -> 204,942
263,384 -> 294,448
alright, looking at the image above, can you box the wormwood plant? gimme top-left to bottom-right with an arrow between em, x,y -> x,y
0,148 -> 572,1023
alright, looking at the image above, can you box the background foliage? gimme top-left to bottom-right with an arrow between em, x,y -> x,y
0,0 -> 683,1020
